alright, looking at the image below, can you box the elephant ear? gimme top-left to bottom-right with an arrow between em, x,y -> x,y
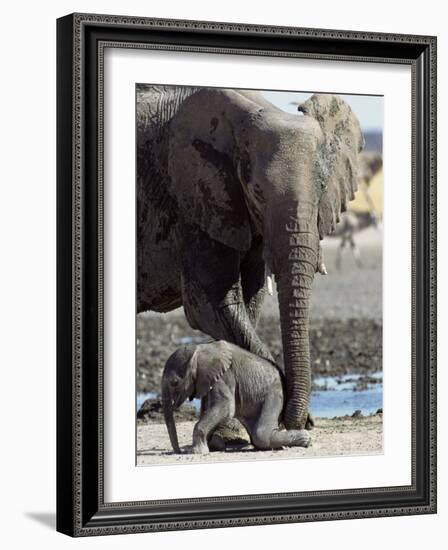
168,88 -> 253,251
191,341 -> 233,397
298,94 -> 364,238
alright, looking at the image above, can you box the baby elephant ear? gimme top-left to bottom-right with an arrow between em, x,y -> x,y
191,341 -> 233,397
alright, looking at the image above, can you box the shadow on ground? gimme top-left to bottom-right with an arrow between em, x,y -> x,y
25,512 -> 56,530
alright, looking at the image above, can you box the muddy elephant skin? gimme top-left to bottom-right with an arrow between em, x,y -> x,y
162,340 -> 311,453
137,86 -> 363,429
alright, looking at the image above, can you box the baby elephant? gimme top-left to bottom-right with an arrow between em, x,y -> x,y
162,340 -> 311,454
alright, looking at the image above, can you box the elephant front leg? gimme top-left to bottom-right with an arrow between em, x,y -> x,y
182,277 -> 274,364
219,295 -> 274,363
192,400 -> 231,454
180,225 -> 274,362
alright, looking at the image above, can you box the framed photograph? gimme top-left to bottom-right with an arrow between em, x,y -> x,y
56,13 -> 437,536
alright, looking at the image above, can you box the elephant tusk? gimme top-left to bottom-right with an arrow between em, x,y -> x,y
267,274 -> 274,296
318,262 -> 328,275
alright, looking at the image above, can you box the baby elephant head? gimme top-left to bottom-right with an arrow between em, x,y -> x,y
162,341 -> 232,453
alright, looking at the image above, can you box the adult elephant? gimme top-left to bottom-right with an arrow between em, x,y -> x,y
137,86 -> 363,430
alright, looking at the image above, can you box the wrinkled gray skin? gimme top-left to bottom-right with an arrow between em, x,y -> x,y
138,86 -> 363,430
162,340 -> 310,453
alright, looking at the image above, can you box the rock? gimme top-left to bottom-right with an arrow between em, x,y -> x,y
137,397 -> 163,420
137,397 -> 197,423
212,418 -> 250,446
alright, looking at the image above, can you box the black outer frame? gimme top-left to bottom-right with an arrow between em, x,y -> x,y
56,13 -> 437,537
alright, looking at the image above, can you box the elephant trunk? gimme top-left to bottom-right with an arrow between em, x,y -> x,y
272,202 -> 319,430
162,383 -> 181,454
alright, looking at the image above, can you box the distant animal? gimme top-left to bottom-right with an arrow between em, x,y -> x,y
333,211 -> 378,269
331,151 -> 383,269
358,151 -> 383,185
162,340 -> 311,454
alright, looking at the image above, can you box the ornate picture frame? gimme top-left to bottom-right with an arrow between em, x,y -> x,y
56,13 -> 437,536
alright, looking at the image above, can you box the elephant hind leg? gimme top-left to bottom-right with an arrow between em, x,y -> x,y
272,428 -> 311,448
252,425 -> 311,450
251,394 -> 311,450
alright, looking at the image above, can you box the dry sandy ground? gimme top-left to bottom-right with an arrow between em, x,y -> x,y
137,415 -> 382,466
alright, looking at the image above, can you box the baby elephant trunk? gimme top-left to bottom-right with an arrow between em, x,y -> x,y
162,384 -> 181,454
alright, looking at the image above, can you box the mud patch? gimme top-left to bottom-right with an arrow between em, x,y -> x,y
136,314 -> 382,393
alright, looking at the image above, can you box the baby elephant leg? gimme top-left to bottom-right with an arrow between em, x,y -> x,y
192,399 -> 230,454
265,428 -> 311,449
251,394 -> 311,450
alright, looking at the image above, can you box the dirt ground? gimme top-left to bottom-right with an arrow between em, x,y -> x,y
136,228 -> 383,463
137,415 -> 383,466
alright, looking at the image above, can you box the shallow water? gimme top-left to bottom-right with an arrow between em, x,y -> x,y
137,372 -> 382,418
311,373 -> 382,417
